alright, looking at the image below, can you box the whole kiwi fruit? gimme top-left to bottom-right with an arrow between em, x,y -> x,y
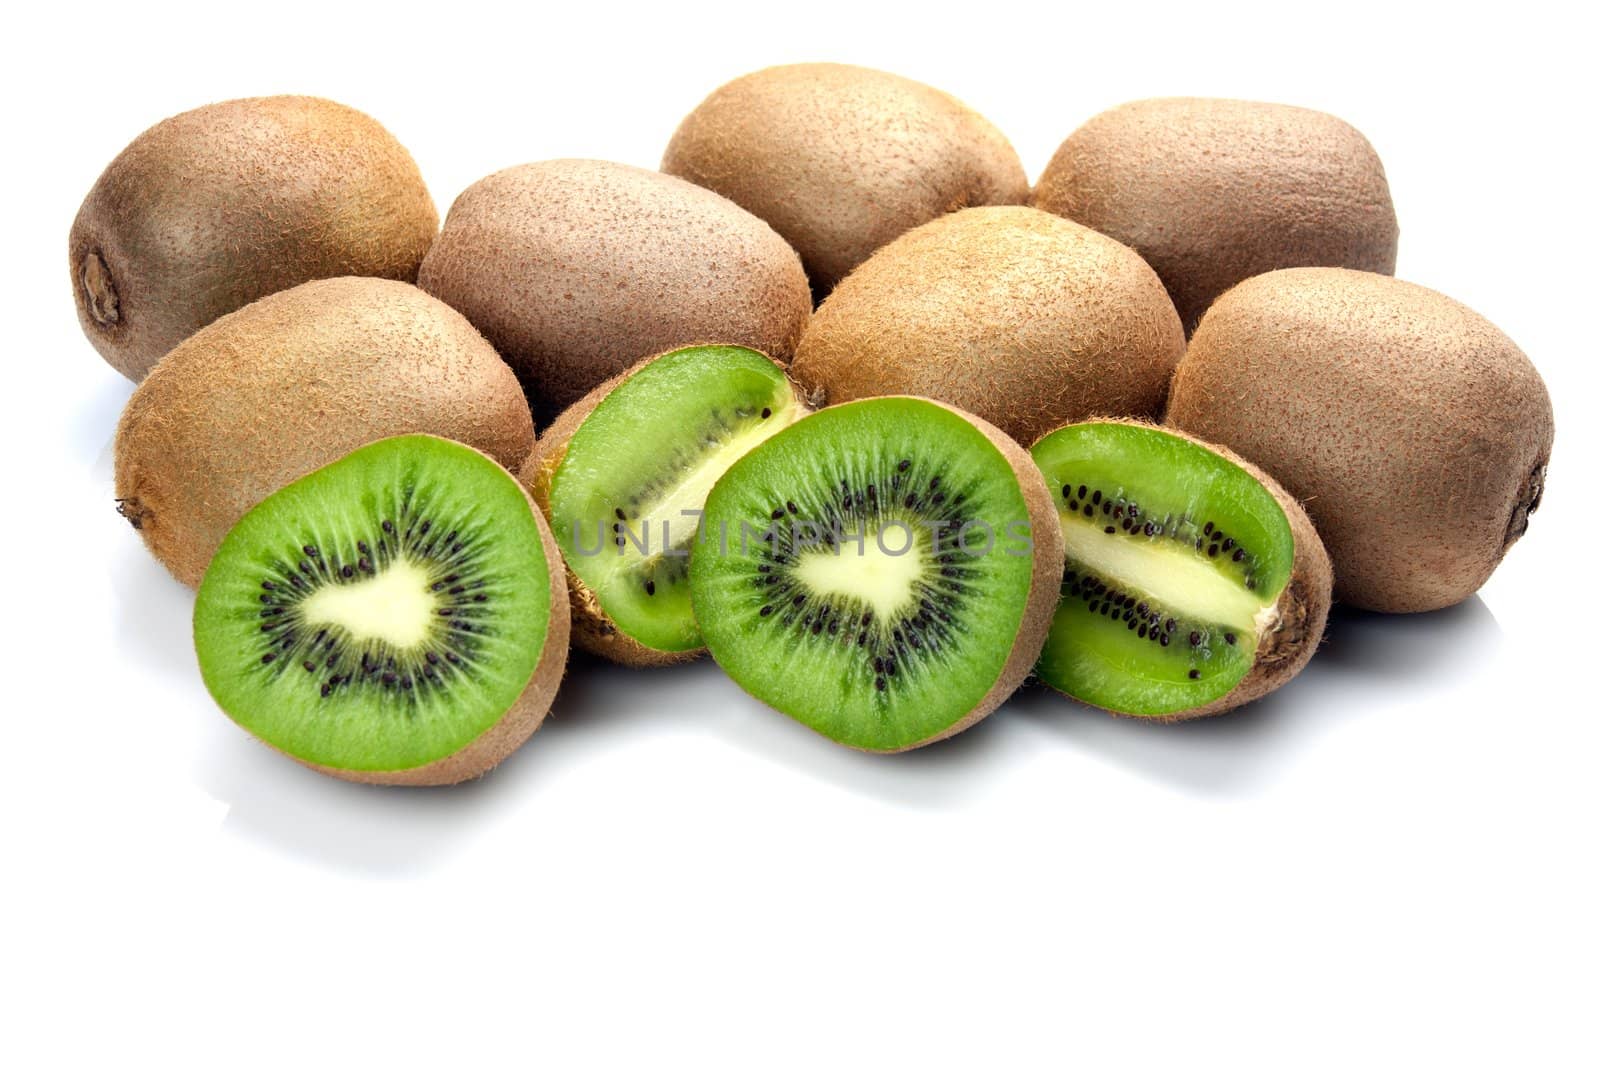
115,277 -> 534,588
790,206 -> 1186,446
70,96 -> 438,380
662,63 -> 1029,296
1167,267 -> 1553,613
417,159 -> 811,424
1033,98 -> 1398,333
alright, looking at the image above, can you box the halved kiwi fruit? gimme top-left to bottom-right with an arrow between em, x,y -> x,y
1030,421 -> 1331,719
689,397 -> 1065,751
194,435 -> 570,785
522,345 -> 807,665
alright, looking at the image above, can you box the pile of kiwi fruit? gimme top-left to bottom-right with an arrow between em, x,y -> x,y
73,71 -> 1553,784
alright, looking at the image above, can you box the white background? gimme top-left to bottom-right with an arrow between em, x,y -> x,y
4,2 -> 1596,1063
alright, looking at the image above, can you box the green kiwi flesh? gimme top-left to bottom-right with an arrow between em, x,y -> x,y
195,435 -> 563,781
1031,422 -> 1298,717
690,397 -> 1061,751
546,345 -> 804,653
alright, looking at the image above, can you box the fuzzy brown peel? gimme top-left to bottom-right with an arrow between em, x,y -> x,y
418,159 -> 811,425
1033,97 -> 1398,335
662,63 -> 1029,295
115,278 -> 533,588
70,95 -> 438,380
791,206 -> 1186,447
1167,268 -> 1553,614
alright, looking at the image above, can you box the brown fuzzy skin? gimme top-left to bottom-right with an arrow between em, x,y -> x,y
417,160 -> 811,424
847,398 -> 1065,752
299,484 -> 571,786
790,206 -> 1186,446
1033,98 -> 1398,335
70,96 -> 438,381
520,347 -> 809,667
1048,421 -> 1333,722
115,278 -> 534,588
662,63 -> 1029,296
1168,268 -> 1553,613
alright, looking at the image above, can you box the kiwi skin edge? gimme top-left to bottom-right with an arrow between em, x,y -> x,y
1034,420 -> 1333,723
202,437 -> 571,787
521,346 -> 808,668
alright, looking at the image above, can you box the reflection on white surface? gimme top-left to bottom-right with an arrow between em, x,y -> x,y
187,597 -> 1505,876
1008,599 -> 1503,793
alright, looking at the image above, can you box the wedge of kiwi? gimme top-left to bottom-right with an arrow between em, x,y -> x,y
1030,421 -> 1331,719
194,435 -> 569,785
522,345 -> 807,665
689,397 -> 1065,751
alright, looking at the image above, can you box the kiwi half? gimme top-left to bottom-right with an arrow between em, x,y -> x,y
1030,421 -> 1331,719
689,397 -> 1065,751
523,345 -> 807,665
195,435 -> 569,785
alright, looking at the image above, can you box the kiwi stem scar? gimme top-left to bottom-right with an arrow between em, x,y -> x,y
1059,513 -> 1276,635
299,557 -> 439,648
80,251 -> 120,327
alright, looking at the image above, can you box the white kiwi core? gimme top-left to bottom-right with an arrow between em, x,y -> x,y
793,523 -> 925,620
1059,517 -> 1277,636
299,558 -> 439,649
629,405 -> 803,554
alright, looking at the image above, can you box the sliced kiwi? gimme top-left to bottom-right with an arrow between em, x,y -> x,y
689,397 -> 1064,751
194,435 -> 570,785
525,345 -> 806,664
1029,421 -> 1331,719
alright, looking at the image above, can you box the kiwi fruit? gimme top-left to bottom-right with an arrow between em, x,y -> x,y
1033,97 -> 1398,334
1167,268 -> 1553,614
1030,421 -> 1331,719
521,345 -> 808,666
790,206 -> 1186,446
194,435 -> 569,785
417,159 -> 811,424
689,396 -> 1065,751
661,62 -> 1029,296
71,96 -> 438,381
115,277 -> 533,589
